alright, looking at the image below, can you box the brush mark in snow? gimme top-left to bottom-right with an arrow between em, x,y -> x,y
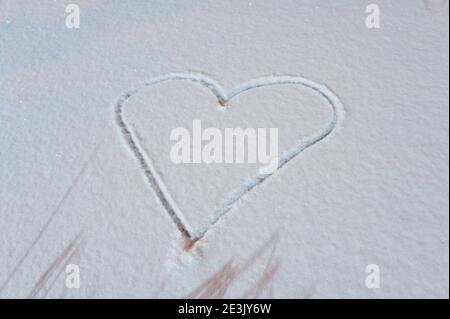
114,73 -> 345,242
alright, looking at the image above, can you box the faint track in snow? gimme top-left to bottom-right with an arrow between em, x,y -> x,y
0,146 -> 99,296
28,233 -> 82,299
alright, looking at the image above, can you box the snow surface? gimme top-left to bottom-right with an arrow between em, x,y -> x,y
0,0 -> 448,298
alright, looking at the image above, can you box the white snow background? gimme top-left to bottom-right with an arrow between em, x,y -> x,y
0,0 -> 448,298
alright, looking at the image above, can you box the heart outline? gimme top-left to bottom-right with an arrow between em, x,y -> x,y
114,73 -> 345,242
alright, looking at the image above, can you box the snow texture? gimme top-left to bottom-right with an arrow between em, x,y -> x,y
0,0 -> 448,298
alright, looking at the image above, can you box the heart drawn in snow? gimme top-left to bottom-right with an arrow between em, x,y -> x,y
114,73 -> 344,243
